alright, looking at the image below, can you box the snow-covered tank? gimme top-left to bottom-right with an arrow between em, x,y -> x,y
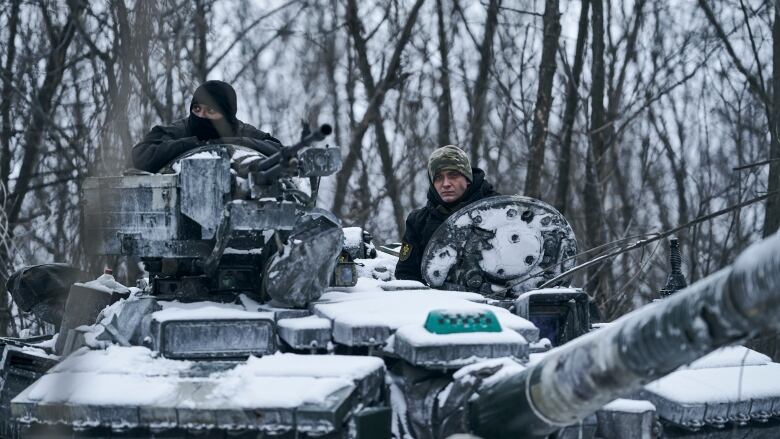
2,125 -> 780,438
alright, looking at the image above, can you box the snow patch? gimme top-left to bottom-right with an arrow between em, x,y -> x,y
602,398 -> 655,413
20,349 -> 380,411
208,376 -> 352,408
218,353 -> 384,380
313,289 -> 536,341
645,363 -> 780,403
342,227 -> 364,246
424,245 -> 457,285
394,324 -> 526,347
453,357 -> 526,387
355,257 -> 396,281
49,346 -> 192,376
153,301 -> 273,322
682,346 -> 769,370
277,316 -> 331,330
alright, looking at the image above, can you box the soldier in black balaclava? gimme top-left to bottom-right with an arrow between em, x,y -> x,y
132,80 -> 281,172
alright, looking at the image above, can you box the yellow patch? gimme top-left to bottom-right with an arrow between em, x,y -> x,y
399,242 -> 413,261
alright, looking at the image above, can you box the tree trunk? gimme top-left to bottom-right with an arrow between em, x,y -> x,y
468,0 -> 500,164
435,0 -> 453,147
765,1 -> 780,237
193,0 -> 209,82
0,0 -> 19,190
555,0 -> 589,215
374,123 -> 406,234
524,0 -> 561,199
584,0 -> 608,301
748,0 -> 780,361
110,0 -> 134,170
325,0 -> 343,148
604,0 -> 646,231
332,0 -> 425,221
1,2 -> 82,336
344,0 -> 407,234
698,0 -> 778,237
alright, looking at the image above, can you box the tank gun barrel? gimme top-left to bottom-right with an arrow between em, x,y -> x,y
467,232 -> 780,438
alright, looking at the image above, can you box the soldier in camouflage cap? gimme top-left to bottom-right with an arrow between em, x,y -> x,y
427,145 -> 473,183
396,145 -> 499,283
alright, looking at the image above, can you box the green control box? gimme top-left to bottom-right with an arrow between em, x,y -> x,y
424,309 -> 502,334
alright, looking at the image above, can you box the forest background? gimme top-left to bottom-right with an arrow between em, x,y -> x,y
1,0 -> 779,358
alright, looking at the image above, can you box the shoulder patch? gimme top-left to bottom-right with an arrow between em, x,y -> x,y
399,242 -> 413,261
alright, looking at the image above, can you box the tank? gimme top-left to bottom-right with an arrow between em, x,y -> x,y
2,129 -> 780,439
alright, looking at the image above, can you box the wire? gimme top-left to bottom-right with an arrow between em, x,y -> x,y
537,190 -> 780,289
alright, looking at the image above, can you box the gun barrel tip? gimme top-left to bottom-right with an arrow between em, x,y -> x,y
320,124 -> 333,136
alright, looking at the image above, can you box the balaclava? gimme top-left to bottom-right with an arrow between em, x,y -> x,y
427,145 -> 473,182
188,80 -> 238,141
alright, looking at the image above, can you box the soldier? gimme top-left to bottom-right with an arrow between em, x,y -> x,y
132,80 -> 281,173
395,145 -> 499,283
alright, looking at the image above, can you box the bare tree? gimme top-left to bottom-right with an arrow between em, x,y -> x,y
698,0 -> 780,237
435,0 -> 453,147
555,0 -> 590,214
584,0 -> 609,303
0,2 -> 84,335
332,0 -> 426,235
524,0 -> 561,199
466,0 -> 501,164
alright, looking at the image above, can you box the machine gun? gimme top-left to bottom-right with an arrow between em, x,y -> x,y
248,123 -> 335,184
81,122 -> 344,306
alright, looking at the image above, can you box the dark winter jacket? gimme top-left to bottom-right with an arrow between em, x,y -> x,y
395,168 -> 499,283
132,117 -> 282,173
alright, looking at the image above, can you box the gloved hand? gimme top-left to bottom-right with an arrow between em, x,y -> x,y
217,136 -> 281,156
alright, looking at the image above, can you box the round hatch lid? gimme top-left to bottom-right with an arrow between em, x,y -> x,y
421,195 -> 577,297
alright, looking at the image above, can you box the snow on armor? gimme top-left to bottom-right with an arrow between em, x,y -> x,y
422,195 -> 577,297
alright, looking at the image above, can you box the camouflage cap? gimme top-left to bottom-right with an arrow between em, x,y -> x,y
428,145 -> 473,182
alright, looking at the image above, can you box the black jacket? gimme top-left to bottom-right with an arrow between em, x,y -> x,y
132,117 -> 281,173
395,168 -> 499,283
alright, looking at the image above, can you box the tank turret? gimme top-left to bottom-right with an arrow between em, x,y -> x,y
4,145 -> 780,438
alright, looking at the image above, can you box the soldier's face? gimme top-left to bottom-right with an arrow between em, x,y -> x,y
433,170 -> 469,203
